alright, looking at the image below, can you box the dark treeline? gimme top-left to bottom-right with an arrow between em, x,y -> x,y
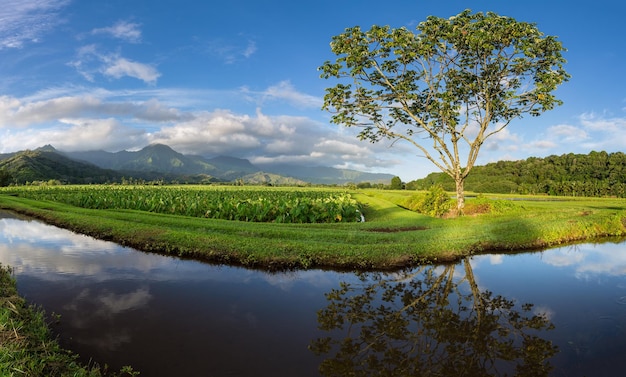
409,151 -> 626,197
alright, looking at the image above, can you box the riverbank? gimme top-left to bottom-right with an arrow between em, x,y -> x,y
0,188 -> 625,270
0,264 -> 137,376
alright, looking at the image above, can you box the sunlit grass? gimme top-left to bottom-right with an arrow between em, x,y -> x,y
0,185 -> 625,270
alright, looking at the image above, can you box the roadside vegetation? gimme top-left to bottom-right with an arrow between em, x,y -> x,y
0,265 -> 137,376
1,185 -> 625,270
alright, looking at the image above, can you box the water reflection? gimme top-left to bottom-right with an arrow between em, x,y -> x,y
471,241 -> 626,376
2,210 -> 626,376
543,243 -> 626,277
310,258 -> 558,376
0,212 -> 337,376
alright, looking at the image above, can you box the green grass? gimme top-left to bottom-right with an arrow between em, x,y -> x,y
0,186 -> 625,270
0,264 -> 138,377
0,187 -> 624,375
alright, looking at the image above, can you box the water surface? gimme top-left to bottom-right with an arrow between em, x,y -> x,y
1,210 -> 625,376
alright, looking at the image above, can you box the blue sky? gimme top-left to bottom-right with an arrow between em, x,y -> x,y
1,0 -> 624,181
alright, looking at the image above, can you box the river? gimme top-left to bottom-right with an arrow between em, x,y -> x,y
1,210 -> 625,376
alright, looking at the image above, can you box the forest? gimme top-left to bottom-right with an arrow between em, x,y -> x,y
407,151 -> 626,198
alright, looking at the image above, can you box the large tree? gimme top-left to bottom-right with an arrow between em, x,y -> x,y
319,9 -> 569,212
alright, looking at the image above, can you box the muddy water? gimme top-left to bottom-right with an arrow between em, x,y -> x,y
1,210 -> 626,376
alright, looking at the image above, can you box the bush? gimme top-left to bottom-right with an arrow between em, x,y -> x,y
464,194 -> 523,215
403,185 -> 452,217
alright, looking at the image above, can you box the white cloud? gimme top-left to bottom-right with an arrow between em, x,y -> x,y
69,45 -> 161,84
91,20 -> 142,43
259,81 -> 322,109
547,124 -> 589,142
579,112 -> 626,131
0,86 -> 407,174
576,113 -> 626,151
483,127 -> 521,151
58,117 -> 148,149
0,94 -> 186,128
265,140 -> 295,154
149,109 -> 279,156
102,56 -> 161,84
146,108 -> 393,169
527,140 -> 558,149
0,118 -> 148,152
314,139 -> 369,156
0,95 -> 101,126
0,0 -> 70,49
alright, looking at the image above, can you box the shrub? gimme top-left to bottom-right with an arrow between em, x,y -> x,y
404,185 -> 452,217
464,194 -> 523,215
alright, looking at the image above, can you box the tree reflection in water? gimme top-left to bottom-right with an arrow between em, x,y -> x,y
310,258 -> 558,376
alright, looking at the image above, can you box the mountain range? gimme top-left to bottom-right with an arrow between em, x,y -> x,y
0,144 -> 395,185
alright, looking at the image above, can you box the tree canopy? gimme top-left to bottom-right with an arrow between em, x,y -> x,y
320,9 -> 569,212
412,151 -> 626,198
390,176 -> 403,189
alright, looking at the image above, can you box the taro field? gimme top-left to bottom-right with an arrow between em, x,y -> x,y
5,185 -> 364,223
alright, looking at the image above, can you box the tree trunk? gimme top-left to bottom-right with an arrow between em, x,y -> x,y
463,258 -> 483,324
455,177 -> 465,213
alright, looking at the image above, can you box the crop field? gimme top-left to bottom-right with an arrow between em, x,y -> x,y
6,185 -> 364,223
1,185 -> 626,270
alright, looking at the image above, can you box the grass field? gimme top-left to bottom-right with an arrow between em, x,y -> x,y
0,185 -> 625,270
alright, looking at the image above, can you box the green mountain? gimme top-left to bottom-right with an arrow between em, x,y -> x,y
0,143 -> 398,186
63,144 -> 394,184
0,148 -> 121,184
66,144 -> 221,175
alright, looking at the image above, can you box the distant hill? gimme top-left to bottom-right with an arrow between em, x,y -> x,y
0,148 -> 121,184
408,151 -> 626,197
63,143 -> 395,184
65,144 -> 221,175
0,144 -> 396,185
239,172 -> 308,186
256,163 -> 395,185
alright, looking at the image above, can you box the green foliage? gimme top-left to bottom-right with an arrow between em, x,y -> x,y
403,185 -> 452,217
389,176 -> 403,190
0,169 -> 12,186
320,9 -> 569,210
410,151 -> 626,198
464,194 -> 523,215
15,185 -> 364,223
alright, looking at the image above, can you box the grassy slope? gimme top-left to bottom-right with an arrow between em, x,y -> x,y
0,188 -> 625,270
